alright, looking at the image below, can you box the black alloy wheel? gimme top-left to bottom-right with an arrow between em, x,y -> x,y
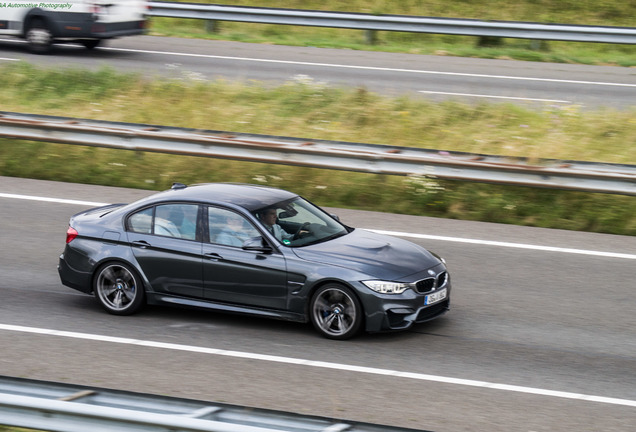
94,263 -> 145,315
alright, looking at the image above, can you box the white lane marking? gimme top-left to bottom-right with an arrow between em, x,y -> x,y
102,46 -> 636,88
1,192 -> 634,260
1,323 -> 634,408
0,57 -> 19,62
367,229 -> 636,260
418,90 -> 571,103
0,193 -> 109,207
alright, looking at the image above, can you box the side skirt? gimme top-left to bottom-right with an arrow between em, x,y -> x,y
146,293 -> 307,323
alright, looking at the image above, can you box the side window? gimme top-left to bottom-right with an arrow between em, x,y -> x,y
128,207 -> 153,234
208,207 -> 260,247
127,204 -> 198,240
155,204 -> 199,240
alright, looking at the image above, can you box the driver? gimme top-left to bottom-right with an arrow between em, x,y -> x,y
260,207 -> 295,242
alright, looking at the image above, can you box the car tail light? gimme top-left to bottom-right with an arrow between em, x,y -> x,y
66,227 -> 78,244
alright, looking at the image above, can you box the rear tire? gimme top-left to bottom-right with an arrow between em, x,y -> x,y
310,284 -> 363,340
26,19 -> 53,54
94,262 -> 145,315
81,39 -> 101,50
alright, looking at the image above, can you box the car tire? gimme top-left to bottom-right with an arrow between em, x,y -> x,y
310,284 -> 363,340
94,262 -> 145,315
81,39 -> 101,50
26,19 -> 53,54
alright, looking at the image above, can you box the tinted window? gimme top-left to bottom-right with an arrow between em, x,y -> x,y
127,204 -> 198,240
128,207 -> 153,234
155,204 -> 198,240
208,207 -> 260,247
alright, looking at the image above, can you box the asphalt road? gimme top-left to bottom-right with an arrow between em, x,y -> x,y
1,35 -> 635,109
1,176 -> 635,431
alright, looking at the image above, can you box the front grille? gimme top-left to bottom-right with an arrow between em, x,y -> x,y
414,271 -> 448,293
415,278 -> 434,292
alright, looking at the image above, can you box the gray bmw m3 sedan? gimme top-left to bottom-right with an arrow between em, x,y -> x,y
58,183 -> 450,339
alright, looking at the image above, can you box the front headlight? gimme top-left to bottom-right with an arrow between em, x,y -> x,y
362,280 -> 412,294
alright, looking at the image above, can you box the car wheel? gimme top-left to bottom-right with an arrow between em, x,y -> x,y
26,19 -> 53,54
310,284 -> 363,340
81,39 -> 101,50
94,263 -> 145,315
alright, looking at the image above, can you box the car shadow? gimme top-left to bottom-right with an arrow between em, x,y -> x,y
64,293 -> 450,343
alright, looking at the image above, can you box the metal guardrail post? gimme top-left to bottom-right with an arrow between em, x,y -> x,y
365,29 -> 377,44
205,19 -> 219,33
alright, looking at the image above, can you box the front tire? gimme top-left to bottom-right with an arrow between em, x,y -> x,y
310,284 -> 363,340
26,19 -> 53,54
94,263 -> 145,315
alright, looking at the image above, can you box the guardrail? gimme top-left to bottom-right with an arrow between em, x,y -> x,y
0,375 -> 425,432
147,1 -> 636,45
1,111 -> 635,196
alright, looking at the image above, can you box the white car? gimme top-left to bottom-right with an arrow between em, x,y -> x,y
0,0 -> 147,53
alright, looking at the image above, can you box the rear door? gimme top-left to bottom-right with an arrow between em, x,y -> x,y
126,203 -> 203,298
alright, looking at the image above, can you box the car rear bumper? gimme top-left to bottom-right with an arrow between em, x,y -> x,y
83,20 -> 147,39
58,253 -> 93,294
50,14 -> 147,40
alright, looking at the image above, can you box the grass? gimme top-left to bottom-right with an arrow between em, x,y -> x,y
147,0 -> 636,67
1,62 -> 636,235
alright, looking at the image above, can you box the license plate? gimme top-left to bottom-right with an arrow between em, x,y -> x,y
425,288 -> 447,305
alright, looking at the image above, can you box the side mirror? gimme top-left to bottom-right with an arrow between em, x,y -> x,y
242,236 -> 273,253
330,213 -> 340,221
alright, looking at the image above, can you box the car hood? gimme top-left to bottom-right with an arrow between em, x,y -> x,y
291,229 -> 442,280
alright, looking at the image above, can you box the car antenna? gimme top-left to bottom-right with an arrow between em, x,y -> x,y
171,182 -> 187,190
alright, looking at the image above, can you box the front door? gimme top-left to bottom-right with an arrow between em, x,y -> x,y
203,207 -> 288,310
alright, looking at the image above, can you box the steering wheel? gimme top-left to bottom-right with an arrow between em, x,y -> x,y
293,222 -> 311,240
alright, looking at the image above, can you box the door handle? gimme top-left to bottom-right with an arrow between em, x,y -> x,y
204,252 -> 223,261
132,240 -> 151,249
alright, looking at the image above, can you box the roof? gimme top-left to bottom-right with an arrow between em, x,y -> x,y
138,183 -> 299,211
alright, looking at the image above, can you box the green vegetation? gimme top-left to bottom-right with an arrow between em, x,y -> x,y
148,0 -> 636,66
1,62 -> 635,235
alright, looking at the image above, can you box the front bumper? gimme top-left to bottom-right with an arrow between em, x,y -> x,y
359,267 -> 452,333
364,295 -> 451,333
384,298 -> 450,330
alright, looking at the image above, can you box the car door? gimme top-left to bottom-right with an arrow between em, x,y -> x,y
126,203 -> 204,298
203,206 -> 288,310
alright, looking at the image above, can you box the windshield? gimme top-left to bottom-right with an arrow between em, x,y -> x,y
252,197 -> 349,247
